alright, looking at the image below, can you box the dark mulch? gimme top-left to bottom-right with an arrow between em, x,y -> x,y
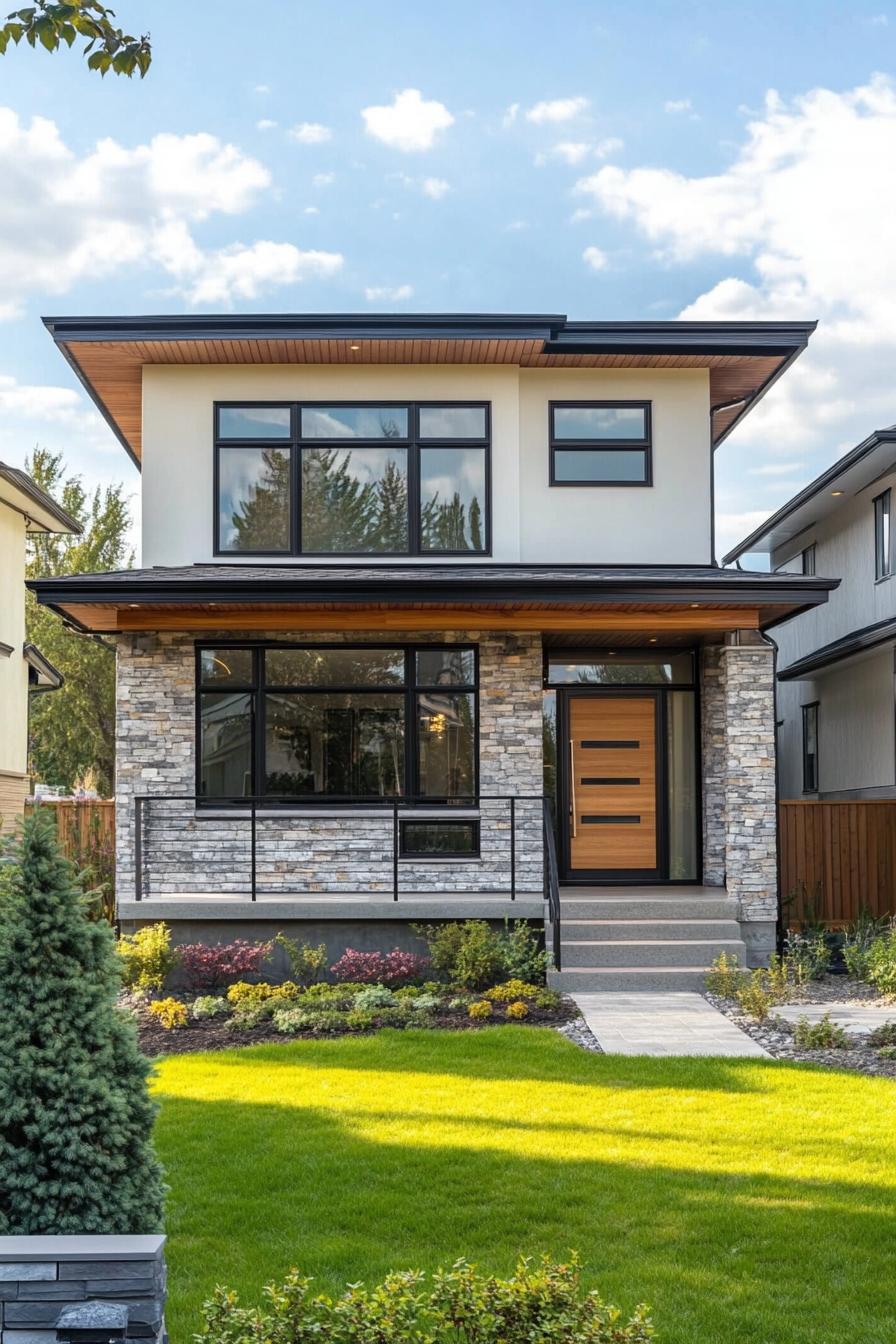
136,999 -> 578,1057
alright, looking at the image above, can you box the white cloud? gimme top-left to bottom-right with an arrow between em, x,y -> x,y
421,176 -> 450,199
502,102 -> 520,128
525,96 -> 590,124
582,245 -> 608,272
253,83 -> 271,95
364,284 -> 414,301
362,88 -> 454,151
749,462 -> 808,476
504,219 -> 529,232
0,374 -> 95,426
716,510 -> 777,559
312,171 -> 335,187
0,111 -> 343,316
573,75 -> 896,480
595,136 -> 624,158
536,138 -> 623,167
664,98 -> 696,115
256,119 -> 277,131
303,205 -> 320,215
289,122 -> 332,144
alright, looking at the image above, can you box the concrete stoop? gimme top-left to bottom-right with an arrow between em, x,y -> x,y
549,888 -> 746,993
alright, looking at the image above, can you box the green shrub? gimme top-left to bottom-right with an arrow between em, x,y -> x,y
196,1253 -> 653,1344
866,926 -> 896,996
842,910 -> 888,980
405,992 -> 441,1014
448,995 -> 471,1010
0,811 -> 165,1233
147,997 -> 188,1030
228,1003 -> 270,1031
876,1045 -> 896,1060
734,969 -> 778,1022
765,953 -> 794,1000
272,1006 -> 312,1034
866,1021 -> 896,1047
304,1009 -> 346,1033
354,985 -> 397,1011
192,995 -> 230,1020
413,920 -> 547,990
534,988 -> 562,1010
502,919 -> 549,983
303,982 -> 364,1005
784,929 -> 831,983
274,932 -> 327,986
704,951 -> 743,998
793,1013 -> 849,1049
345,1008 -> 376,1031
117,921 -> 179,994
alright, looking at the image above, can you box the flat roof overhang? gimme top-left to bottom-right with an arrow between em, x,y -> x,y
42,314 -> 817,469
28,564 -> 837,636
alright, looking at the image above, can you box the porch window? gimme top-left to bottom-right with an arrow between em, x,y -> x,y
549,401 -> 651,486
214,402 -> 490,556
802,702 -> 819,793
197,643 -> 478,802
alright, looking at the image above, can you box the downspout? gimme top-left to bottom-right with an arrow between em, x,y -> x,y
759,628 -> 785,957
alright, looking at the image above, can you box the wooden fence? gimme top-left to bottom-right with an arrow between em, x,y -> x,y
25,799 -> 115,859
779,800 -> 896,925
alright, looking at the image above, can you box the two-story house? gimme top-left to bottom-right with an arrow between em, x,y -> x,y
29,314 -> 836,986
1,463 -> 79,827
725,425 -> 896,802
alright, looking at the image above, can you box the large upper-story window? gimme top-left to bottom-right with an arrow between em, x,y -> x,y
874,489 -> 892,581
215,402 -> 490,556
198,643 -> 478,803
549,401 -> 652,486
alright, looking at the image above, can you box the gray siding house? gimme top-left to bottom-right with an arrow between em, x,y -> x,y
725,426 -> 896,801
30,313 -> 836,985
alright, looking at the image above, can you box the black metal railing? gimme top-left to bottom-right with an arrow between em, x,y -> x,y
133,794 -> 553,907
542,798 -> 562,971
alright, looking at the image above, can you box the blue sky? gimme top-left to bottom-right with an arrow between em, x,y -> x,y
1,0 -> 895,561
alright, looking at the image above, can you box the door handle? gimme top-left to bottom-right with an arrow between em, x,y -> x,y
569,738 -> 577,838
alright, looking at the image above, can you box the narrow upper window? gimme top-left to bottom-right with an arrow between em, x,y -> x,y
874,489 -> 892,581
801,544 -> 816,576
215,402 -> 490,557
549,401 -> 651,486
802,702 -> 819,793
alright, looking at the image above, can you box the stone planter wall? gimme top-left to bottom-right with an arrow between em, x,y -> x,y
0,1235 -> 166,1342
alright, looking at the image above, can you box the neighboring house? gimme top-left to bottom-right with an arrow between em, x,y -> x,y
0,463 -> 80,828
29,314 -> 837,984
725,426 -> 896,802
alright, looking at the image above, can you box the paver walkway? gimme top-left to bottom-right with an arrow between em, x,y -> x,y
775,1002 -> 895,1034
572,990 -> 769,1057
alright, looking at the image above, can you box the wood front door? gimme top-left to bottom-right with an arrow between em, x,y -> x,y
567,695 -> 658,875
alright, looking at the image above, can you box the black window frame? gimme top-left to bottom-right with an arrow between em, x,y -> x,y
399,818 -> 481,859
213,400 -> 491,558
801,544 -> 816,576
801,701 -> 819,794
874,489 -> 892,582
195,640 -> 480,805
548,400 -> 653,488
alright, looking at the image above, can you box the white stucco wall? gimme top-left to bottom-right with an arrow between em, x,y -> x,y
141,364 -> 713,567
0,504 -> 29,811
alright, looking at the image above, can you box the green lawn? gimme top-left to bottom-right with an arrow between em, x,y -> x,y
153,1028 -> 896,1343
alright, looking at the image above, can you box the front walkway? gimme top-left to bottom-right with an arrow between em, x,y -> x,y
775,1002 -> 895,1034
571,990 -> 769,1057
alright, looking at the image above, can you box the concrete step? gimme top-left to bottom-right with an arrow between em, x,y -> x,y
559,938 -> 747,968
563,918 -> 744,942
559,896 -> 739,921
549,967 -> 714,993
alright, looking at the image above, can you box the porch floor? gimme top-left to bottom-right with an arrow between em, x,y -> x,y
117,892 -> 546,922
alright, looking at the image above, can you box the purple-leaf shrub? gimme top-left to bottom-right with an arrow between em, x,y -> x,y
330,947 -> 431,987
179,940 -> 272,992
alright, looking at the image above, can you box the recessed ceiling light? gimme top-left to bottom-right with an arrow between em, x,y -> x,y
648,637 -> 657,643
831,490 -> 843,496
349,343 -> 360,351
690,602 -> 700,608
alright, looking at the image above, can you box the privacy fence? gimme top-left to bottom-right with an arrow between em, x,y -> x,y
779,800 -> 896,926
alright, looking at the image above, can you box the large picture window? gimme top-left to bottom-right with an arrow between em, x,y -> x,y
215,402 -> 490,556
197,643 -> 478,803
549,400 -> 652,486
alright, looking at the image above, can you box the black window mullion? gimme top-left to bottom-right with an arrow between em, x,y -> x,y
405,647 -> 416,802
253,646 -> 264,798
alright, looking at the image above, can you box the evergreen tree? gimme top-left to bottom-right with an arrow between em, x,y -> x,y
301,448 -> 379,551
374,456 -> 409,550
0,811 -> 165,1233
469,495 -> 484,552
26,448 -> 133,795
231,448 -> 291,551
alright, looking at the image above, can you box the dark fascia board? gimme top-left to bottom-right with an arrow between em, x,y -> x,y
43,313 -> 569,343
547,319 -> 817,357
0,464 -> 82,533
723,426 -> 896,564
777,615 -> 896,682
28,567 -> 837,611
23,642 -> 64,690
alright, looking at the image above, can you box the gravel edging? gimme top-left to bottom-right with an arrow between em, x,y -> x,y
704,977 -> 896,1078
555,1016 -> 603,1053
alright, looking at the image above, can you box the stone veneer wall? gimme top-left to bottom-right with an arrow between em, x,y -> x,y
0,1234 -> 166,1342
115,630 -> 544,902
701,638 -> 778,964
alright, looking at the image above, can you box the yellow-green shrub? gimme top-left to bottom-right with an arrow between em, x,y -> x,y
505,1000 -> 529,1020
117,922 -> 178,994
226,980 -> 301,1008
484,979 -> 539,1002
148,996 -> 188,1030
704,951 -> 743,999
468,1000 -> 493,1020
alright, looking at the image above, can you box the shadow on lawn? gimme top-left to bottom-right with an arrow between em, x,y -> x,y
168,1026 -> 780,1094
155,1084 -> 896,1344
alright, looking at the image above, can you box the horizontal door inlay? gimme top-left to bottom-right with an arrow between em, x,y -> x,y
582,814 -> 641,825
581,739 -> 640,749
580,776 -> 641,786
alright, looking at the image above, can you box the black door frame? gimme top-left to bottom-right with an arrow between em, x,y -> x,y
557,684 -> 702,886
